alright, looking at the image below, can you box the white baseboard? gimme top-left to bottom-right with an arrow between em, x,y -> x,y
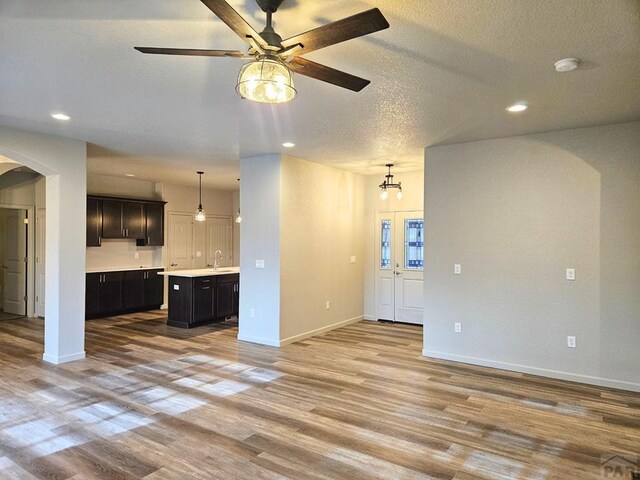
238,315 -> 363,348
422,349 -> 640,393
363,315 -> 376,321
43,351 -> 86,365
237,334 -> 280,347
279,315 -> 363,346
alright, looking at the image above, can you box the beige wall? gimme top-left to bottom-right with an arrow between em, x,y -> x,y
363,170 -> 424,320
238,154 -> 365,346
423,121 -> 640,391
279,156 -> 365,341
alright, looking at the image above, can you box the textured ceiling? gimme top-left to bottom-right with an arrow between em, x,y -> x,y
1,0 -> 639,189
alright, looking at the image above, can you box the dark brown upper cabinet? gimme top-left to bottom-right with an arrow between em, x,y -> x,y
87,195 -> 165,246
137,202 -> 164,246
87,197 -> 103,247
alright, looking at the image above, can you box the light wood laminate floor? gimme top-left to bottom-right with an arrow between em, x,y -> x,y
0,312 -> 639,479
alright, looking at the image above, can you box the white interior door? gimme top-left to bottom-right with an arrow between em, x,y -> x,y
206,216 -> 233,268
3,210 -> 26,315
168,213 -> 193,271
374,211 -> 424,324
35,208 -> 46,317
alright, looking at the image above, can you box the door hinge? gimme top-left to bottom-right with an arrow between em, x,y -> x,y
23,295 -> 28,301
24,257 -> 28,263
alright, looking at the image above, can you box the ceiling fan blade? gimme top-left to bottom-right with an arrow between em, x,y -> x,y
281,8 -> 389,56
135,47 -> 245,57
200,0 -> 268,48
288,57 -> 370,92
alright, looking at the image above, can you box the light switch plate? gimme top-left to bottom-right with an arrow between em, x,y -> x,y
196,251 -> 202,258
350,256 -> 357,264
454,264 -> 462,275
134,252 -> 139,259
454,322 -> 462,333
256,259 -> 265,269
567,336 -> 577,348
566,268 -> 575,281
249,308 -> 255,318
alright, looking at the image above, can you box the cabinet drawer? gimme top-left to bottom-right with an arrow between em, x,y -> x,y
194,277 -> 214,288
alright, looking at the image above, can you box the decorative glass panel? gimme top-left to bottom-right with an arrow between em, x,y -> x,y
404,219 -> 424,269
381,220 -> 391,269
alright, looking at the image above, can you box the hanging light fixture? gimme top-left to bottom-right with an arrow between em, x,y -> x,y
236,54 -> 296,104
194,171 -> 206,222
235,178 -> 242,223
379,164 -> 402,201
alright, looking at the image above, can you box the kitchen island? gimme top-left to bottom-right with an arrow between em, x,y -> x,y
159,267 -> 239,328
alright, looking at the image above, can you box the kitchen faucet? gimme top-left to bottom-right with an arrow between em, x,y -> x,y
214,250 -> 223,270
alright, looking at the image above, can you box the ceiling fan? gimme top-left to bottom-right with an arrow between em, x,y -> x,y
135,0 -> 389,103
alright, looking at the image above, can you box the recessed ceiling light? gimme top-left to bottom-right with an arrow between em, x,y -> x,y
506,103 -> 528,113
282,142 -> 295,148
50,112 -> 71,121
554,58 -> 579,72
125,173 -> 136,177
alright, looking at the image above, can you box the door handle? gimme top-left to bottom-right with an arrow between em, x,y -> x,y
170,263 -> 178,267
394,271 -> 403,276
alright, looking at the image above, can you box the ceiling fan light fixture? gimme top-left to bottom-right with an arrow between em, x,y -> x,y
236,56 -> 296,104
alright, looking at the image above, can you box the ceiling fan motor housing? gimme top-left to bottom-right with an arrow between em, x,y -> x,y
256,0 -> 285,13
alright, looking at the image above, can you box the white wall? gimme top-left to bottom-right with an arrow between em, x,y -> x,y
363,170 -> 424,320
232,189 -> 240,266
423,122 -> 640,392
0,126 -> 87,364
238,154 -> 281,345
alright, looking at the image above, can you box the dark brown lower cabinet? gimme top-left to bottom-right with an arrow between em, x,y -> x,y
167,273 -> 239,328
86,269 -> 164,319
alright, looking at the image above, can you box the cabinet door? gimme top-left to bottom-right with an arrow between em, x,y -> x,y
216,281 -> 235,319
123,271 -> 145,310
233,281 -> 239,316
86,198 -> 102,247
193,285 -> 214,323
123,202 -> 145,239
86,273 -> 101,317
102,200 -> 123,238
100,272 -> 123,314
144,270 -> 164,307
145,204 -> 164,246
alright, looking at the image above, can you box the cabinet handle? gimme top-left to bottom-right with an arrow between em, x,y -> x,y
202,286 -> 211,290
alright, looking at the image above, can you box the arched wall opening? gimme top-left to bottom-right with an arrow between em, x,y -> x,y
0,126 -> 87,364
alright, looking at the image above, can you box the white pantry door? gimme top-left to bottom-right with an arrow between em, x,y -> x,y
168,213 -> 194,271
3,210 -> 27,315
205,216 -> 233,268
375,211 -> 424,325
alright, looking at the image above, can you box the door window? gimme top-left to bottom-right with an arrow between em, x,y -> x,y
381,220 -> 391,269
404,219 -> 424,270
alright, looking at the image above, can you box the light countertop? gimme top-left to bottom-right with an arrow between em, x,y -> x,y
159,267 -> 240,278
86,266 -> 164,274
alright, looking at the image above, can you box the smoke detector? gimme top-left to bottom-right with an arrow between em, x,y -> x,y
554,58 -> 580,72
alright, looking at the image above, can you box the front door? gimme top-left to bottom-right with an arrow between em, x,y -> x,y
3,209 -> 27,315
375,211 -> 424,325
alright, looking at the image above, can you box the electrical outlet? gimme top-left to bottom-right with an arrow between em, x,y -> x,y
566,268 -> 575,281
134,252 -> 139,259
173,284 -> 179,291
196,251 -> 202,258
454,264 -> 462,275
249,308 -> 255,318
454,322 -> 462,333
567,336 -> 577,348
326,301 -> 330,310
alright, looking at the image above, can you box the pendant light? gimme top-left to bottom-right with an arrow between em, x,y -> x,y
235,178 -> 242,223
378,164 -> 402,201
194,171 -> 206,222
